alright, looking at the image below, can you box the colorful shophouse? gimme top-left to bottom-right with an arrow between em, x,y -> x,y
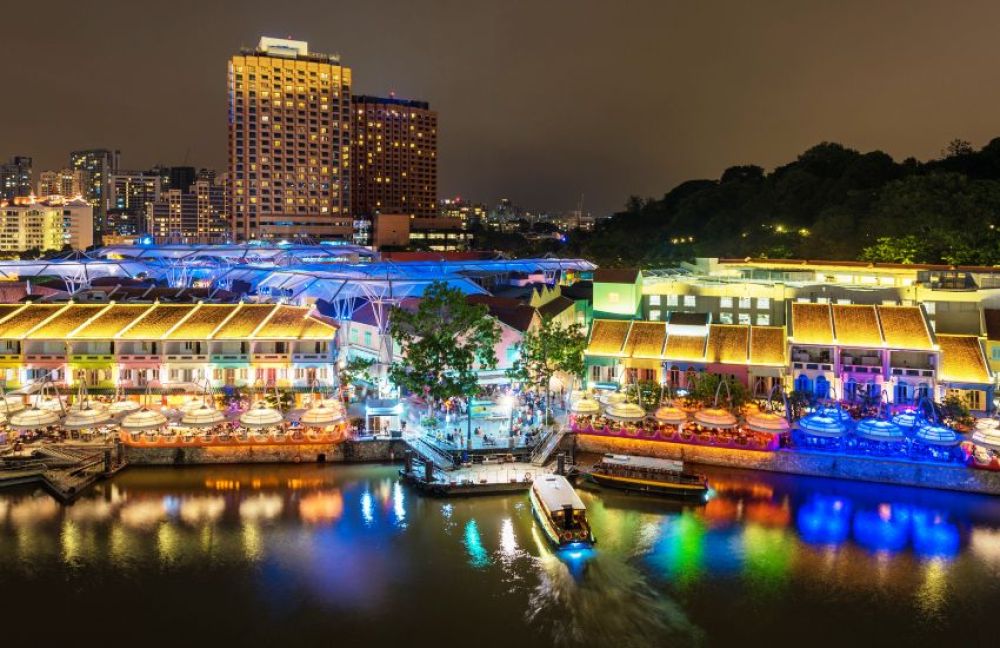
0,301 -> 336,396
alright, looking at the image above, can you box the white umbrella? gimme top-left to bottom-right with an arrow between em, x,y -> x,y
299,402 -> 345,427
653,405 -> 687,426
1,396 -> 25,414
605,402 -> 646,422
120,409 -> 168,431
108,399 -> 141,416
180,405 -> 226,429
745,411 -> 790,434
33,396 -> 64,412
972,429 -> 1000,452
570,398 -> 600,415
9,408 -> 61,431
693,407 -> 738,430
178,398 -> 207,414
599,392 -> 626,407
240,403 -> 284,429
63,406 -> 113,430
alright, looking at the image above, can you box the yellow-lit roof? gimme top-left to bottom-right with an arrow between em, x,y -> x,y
587,320 -> 630,356
937,335 -> 991,384
664,334 -> 706,361
169,304 -> 234,339
27,304 -> 106,339
705,325 -> 748,364
213,304 -> 276,339
73,304 -> 155,339
0,302 -> 334,341
257,305 -> 311,339
0,304 -> 26,325
791,303 -> 834,345
831,304 -> 883,347
749,326 -> 786,366
623,321 -> 666,358
296,315 -> 338,340
118,304 -> 196,339
0,304 -> 67,339
876,305 -> 932,350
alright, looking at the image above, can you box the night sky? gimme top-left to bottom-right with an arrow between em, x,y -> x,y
3,0 -> 999,216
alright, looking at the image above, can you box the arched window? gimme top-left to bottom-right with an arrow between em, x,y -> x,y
815,375 -> 830,399
795,374 -> 812,394
894,381 -> 910,405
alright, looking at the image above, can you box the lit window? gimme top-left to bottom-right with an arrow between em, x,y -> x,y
683,295 -> 696,307
757,297 -> 770,309
756,314 -> 770,326
738,313 -> 751,325
650,309 -> 661,321
665,295 -> 679,307
649,295 -> 661,306
719,313 -> 733,324
720,297 -> 733,309
738,297 -> 751,309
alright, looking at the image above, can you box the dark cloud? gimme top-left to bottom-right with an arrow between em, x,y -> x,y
2,0 -> 998,215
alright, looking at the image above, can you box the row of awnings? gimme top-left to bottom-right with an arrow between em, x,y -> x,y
586,319 -> 786,366
0,302 -> 336,341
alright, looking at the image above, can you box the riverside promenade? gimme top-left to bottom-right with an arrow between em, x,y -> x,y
574,433 -> 1000,496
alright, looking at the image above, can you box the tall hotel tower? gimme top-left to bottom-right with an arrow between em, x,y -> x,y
228,37 -> 353,240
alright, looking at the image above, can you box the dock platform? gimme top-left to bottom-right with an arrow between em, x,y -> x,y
400,461 -> 543,497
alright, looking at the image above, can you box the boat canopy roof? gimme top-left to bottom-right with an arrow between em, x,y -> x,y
600,454 -> 685,473
533,475 -> 586,511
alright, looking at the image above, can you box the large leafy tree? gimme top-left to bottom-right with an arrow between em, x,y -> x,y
506,317 -> 587,423
389,281 -> 501,444
338,356 -> 376,401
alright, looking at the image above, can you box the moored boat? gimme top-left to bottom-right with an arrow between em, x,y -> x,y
589,454 -> 709,498
529,475 -> 595,548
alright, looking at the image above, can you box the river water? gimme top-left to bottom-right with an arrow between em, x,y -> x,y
0,462 -> 998,647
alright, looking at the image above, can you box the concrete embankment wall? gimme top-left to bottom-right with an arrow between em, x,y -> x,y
124,440 -> 409,466
575,434 -> 1000,496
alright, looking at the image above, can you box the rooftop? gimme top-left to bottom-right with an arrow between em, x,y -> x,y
0,302 -> 335,341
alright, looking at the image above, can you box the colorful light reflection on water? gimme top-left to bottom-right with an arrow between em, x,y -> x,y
0,464 -> 998,647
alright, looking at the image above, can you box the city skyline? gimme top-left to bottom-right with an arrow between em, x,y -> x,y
5,1 -> 1000,217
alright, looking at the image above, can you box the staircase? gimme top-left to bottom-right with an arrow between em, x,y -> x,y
407,437 -> 455,471
531,427 -> 568,466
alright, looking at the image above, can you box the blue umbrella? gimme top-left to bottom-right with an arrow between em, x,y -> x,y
891,409 -> 921,431
914,422 -> 960,446
798,412 -> 848,438
855,418 -> 905,442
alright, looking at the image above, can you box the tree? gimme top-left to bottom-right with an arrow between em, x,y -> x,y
338,356 -> 376,402
682,373 -> 750,413
389,281 -> 501,447
944,138 -> 974,157
860,234 -> 927,264
506,317 -> 587,424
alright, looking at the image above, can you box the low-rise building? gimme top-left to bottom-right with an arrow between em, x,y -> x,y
0,301 -> 336,393
0,196 -> 93,252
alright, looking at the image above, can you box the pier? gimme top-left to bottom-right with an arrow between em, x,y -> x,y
0,442 -> 128,502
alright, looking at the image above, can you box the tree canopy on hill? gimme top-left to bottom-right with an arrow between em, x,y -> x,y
572,138 -> 1000,267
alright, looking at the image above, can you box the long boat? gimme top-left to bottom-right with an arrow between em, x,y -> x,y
588,454 -> 709,498
529,475 -> 595,548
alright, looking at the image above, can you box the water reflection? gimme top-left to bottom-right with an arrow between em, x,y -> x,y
0,464 -> 997,646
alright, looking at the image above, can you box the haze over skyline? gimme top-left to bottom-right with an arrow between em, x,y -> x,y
3,0 -> 999,216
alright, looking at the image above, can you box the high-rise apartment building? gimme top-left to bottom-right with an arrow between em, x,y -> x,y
147,176 -> 228,244
0,156 -> 33,201
351,95 -> 437,244
70,148 -> 120,242
108,169 -> 169,236
228,37 -> 353,241
0,196 -> 93,252
37,168 -> 88,198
